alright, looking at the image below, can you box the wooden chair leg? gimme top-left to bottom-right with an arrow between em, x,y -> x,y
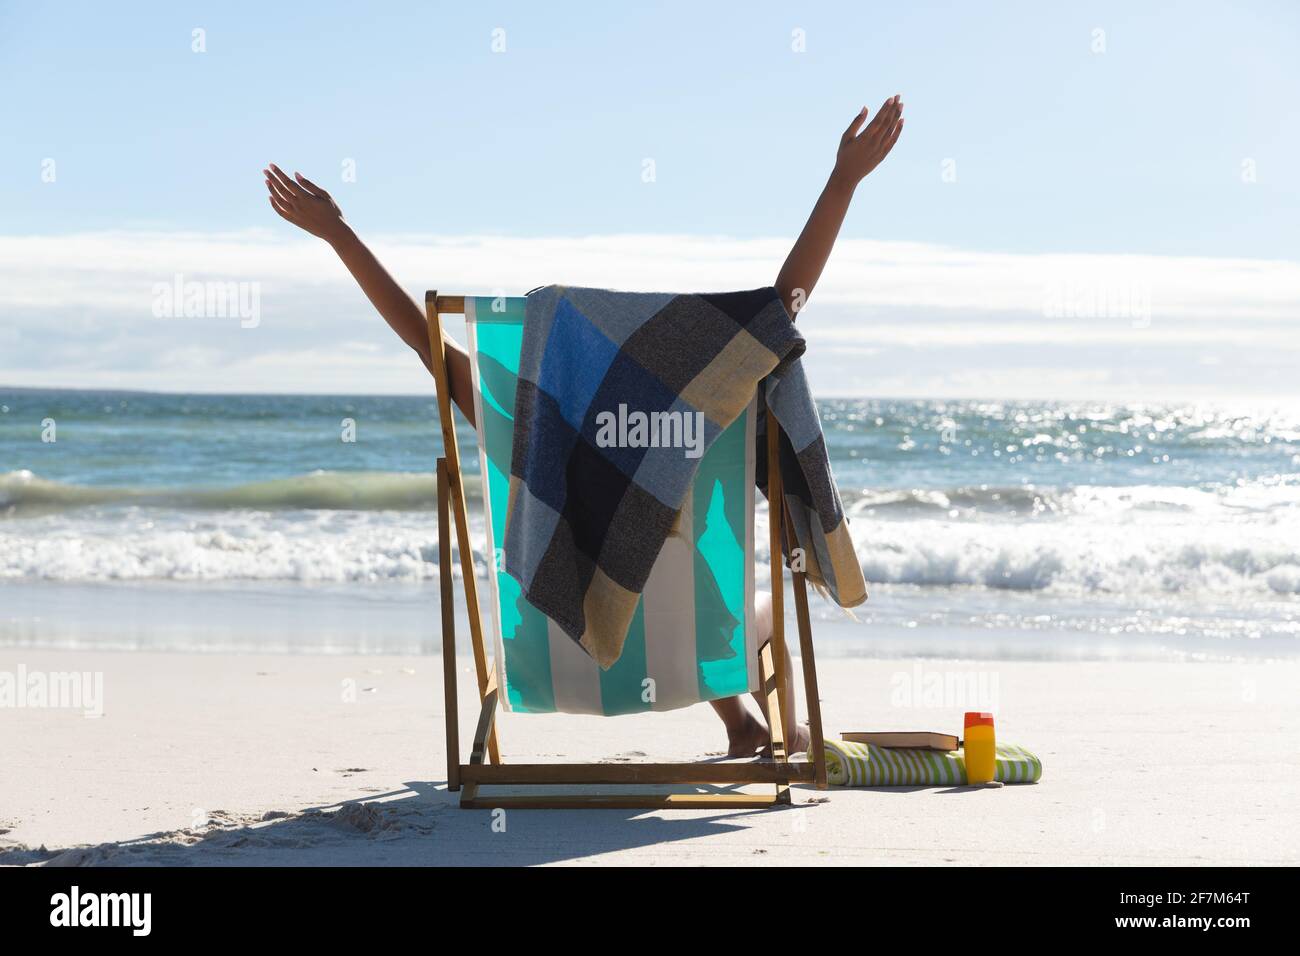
469,668 -> 499,764
765,417 -> 793,734
764,418 -> 793,804
461,666 -> 499,808
425,291 -> 501,766
790,559 -> 827,789
758,640 -> 791,805
438,459 -> 461,793
783,503 -> 828,789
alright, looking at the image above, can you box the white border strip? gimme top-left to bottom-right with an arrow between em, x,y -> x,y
744,396 -> 758,694
463,299 -> 512,712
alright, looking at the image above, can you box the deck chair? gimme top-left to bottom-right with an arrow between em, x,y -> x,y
426,291 -> 828,809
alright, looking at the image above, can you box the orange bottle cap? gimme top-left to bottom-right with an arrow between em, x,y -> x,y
964,712 -> 995,727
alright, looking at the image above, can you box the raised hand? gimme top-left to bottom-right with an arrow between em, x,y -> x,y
774,93 -> 906,317
832,95 -> 904,187
263,164 -> 348,245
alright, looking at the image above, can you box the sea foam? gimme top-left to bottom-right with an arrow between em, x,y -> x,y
2,473 -> 1298,598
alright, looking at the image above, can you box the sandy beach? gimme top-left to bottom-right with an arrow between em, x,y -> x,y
4,649 -> 1296,866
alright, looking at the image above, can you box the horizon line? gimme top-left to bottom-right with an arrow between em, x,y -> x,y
4,382 -> 1299,412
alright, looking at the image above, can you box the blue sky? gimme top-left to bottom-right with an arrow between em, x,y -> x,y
2,1 -> 1298,398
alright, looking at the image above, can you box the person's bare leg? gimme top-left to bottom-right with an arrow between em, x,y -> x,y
708,696 -> 770,758
708,591 -> 809,758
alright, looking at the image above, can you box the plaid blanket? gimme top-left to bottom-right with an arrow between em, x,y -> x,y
757,358 -> 869,612
504,285 -> 866,669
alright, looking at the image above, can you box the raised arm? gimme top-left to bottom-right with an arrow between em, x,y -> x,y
263,164 -> 477,426
775,95 -> 904,318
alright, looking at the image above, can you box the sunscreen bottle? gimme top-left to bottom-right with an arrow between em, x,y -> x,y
963,712 -> 996,785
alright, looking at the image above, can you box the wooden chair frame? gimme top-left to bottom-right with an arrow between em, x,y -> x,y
427,291 -> 828,809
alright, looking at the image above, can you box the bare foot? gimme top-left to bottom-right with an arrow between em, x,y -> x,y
760,722 -> 811,758
726,713 -> 771,758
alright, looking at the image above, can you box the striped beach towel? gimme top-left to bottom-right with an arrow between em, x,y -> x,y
505,285 -> 865,669
467,295 -> 760,714
824,738 -> 1043,786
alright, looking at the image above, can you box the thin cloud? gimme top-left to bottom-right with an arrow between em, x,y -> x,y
1,230 -> 1297,399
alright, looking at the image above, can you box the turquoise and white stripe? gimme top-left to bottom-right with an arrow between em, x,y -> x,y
466,296 -> 758,714
824,739 -> 1044,786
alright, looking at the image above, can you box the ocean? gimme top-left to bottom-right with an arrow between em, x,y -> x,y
3,388 -> 1297,660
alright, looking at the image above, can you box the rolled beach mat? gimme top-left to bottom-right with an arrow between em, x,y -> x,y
823,739 -> 1043,787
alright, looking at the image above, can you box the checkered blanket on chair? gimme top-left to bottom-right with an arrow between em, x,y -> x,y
503,285 -> 867,669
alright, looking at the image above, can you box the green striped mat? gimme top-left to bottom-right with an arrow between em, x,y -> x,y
824,738 -> 1043,787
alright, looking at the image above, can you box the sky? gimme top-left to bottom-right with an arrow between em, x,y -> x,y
2,0 -> 1298,400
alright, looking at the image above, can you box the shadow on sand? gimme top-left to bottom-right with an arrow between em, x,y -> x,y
2,781 -> 819,867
